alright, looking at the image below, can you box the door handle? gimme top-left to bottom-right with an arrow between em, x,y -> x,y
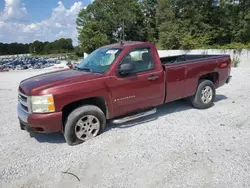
148,75 -> 159,81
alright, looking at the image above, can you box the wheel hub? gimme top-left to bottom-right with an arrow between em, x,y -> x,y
201,86 -> 213,104
75,115 -> 100,141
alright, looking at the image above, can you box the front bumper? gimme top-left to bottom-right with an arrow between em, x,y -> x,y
17,103 -> 62,133
226,75 -> 232,84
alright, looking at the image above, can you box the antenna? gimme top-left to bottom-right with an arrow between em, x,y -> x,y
122,20 -> 125,41
120,20 -> 125,45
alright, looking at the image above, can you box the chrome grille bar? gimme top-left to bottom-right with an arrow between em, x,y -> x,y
18,92 -> 31,114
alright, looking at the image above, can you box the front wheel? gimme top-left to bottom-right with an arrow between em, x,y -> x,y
64,105 -> 106,146
190,79 -> 216,109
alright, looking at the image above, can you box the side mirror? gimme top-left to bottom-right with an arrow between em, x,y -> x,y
118,62 -> 134,75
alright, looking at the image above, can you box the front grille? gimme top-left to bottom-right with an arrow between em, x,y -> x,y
19,94 -> 27,102
21,104 -> 29,112
18,92 -> 30,113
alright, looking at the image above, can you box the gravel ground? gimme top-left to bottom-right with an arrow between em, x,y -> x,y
0,68 -> 250,188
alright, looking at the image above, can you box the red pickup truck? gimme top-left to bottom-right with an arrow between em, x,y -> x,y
17,41 -> 232,145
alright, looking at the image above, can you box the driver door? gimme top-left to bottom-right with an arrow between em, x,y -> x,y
107,47 -> 165,117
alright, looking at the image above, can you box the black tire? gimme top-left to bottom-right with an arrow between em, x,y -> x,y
190,79 -> 216,109
64,105 -> 106,146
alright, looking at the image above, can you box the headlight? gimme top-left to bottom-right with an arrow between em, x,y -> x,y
31,94 -> 55,113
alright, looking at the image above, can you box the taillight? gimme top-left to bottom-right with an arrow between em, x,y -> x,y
219,62 -> 228,68
218,58 -> 231,68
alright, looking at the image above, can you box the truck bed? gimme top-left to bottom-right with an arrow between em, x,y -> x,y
161,54 -> 231,103
160,54 -> 229,65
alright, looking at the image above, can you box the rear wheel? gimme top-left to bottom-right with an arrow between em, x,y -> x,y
64,105 -> 106,146
190,79 -> 216,109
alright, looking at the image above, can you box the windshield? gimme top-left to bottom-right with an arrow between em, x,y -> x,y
77,47 -> 122,73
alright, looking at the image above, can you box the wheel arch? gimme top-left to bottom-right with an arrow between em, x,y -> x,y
198,72 -> 219,87
62,97 -> 108,129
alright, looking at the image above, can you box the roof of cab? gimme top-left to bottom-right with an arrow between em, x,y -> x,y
101,41 -> 152,49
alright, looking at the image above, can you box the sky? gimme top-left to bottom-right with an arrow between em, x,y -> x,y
0,0 -> 94,45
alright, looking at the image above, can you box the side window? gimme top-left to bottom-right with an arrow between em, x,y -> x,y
120,48 -> 155,73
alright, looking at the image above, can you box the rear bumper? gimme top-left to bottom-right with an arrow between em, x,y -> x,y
226,75 -> 232,84
17,103 -> 62,133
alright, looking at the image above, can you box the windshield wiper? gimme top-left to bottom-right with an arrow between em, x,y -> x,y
77,67 -> 92,73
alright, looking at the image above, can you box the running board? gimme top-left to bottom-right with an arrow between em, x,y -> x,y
112,108 -> 157,124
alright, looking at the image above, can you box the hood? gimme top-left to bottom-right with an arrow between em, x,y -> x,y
19,69 -> 103,95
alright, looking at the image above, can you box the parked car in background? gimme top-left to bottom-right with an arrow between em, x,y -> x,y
0,56 -> 58,70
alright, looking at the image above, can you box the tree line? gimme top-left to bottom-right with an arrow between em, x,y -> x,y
0,38 -> 73,55
76,0 -> 250,53
1,1 -> 250,56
